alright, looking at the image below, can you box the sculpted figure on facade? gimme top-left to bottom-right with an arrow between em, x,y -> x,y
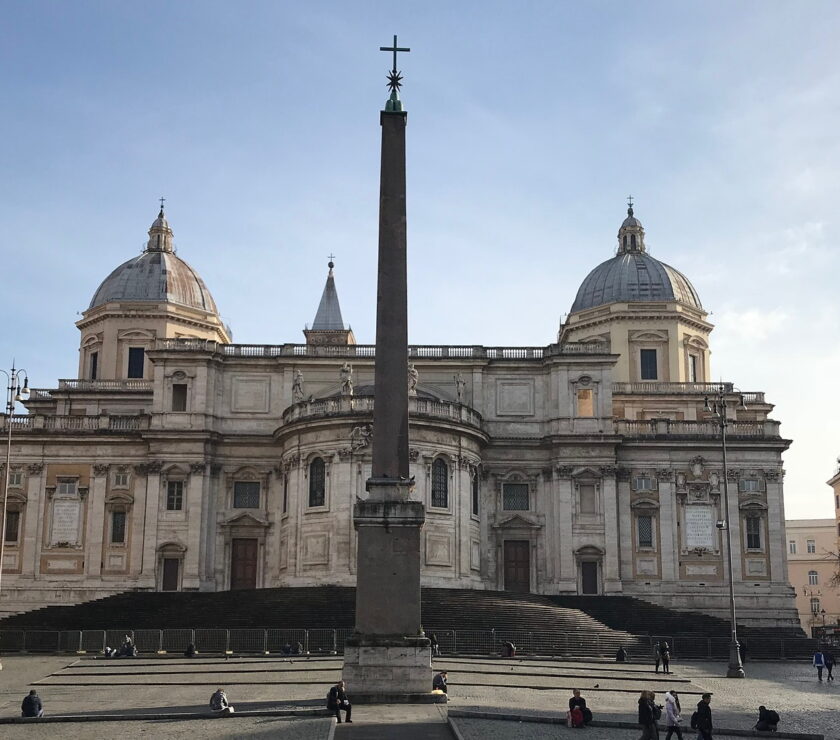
339,362 -> 354,396
407,363 -> 418,396
454,372 -> 466,402
292,369 -> 305,402
350,423 -> 372,452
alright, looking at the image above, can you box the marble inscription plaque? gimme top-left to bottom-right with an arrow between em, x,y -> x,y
684,506 -> 715,549
51,500 -> 81,545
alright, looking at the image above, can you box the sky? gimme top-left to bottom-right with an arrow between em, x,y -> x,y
1,1 -> 838,518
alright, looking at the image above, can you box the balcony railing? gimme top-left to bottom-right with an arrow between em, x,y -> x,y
58,379 -> 153,392
615,419 -> 780,438
612,382 -> 766,404
0,414 -> 148,433
282,395 -> 483,428
154,338 -> 609,359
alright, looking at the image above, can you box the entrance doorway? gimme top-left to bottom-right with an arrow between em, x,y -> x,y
161,558 -> 180,591
503,540 -> 530,592
230,538 -> 258,590
580,561 -> 599,594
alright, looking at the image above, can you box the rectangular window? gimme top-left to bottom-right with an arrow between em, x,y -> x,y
166,480 -> 184,511
8,471 -> 23,488
809,571 -> 819,586
576,388 -> 594,417
283,473 -> 289,514
836,494 -> 839,510
633,475 -> 654,491
57,479 -> 77,496
746,517 -> 762,550
171,383 -> 188,412
127,347 -> 145,379
688,354 -> 698,383
90,351 -> 98,380
502,483 -> 530,511
807,539 -> 816,554
579,483 -> 597,515
739,479 -> 760,492
233,481 -> 260,508
113,472 -> 129,488
4,510 -> 20,543
471,473 -> 480,517
111,511 -> 126,544
789,540 -> 797,554
637,515 -> 653,548
640,349 -> 658,380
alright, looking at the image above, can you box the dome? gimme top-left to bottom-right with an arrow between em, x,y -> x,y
88,208 -> 220,314
570,205 -> 702,313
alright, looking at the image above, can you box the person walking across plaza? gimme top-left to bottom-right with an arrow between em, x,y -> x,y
661,642 -> 671,674
813,649 -> 826,681
824,649 -> 835,681
21,689 -> 44,718
653,641 -> 662,673
664,690 -> 682,740
327,680 -> 352,723
638,690 -> 659,740
692,693 -> 713,740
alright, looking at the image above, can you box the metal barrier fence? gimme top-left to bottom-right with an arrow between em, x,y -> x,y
0,628 -> 817,659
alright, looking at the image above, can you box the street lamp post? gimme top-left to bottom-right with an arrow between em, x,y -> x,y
0,363 -> 29,671
704,385 -> 746,678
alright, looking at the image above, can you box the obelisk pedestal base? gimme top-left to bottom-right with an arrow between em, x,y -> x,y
343,635 -> 441,701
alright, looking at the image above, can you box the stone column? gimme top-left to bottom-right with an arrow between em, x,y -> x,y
601,468 -> 621,592
556,468 -> 575,588
343,81 -> 432,699
658,473 -> 678,582
85,465 -> 109,578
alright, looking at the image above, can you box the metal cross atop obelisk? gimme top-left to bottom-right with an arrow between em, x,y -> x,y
342,36 -> 437,702
380,34 -> 410,75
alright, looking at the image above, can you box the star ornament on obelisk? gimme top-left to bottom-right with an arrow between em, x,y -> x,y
341,36 -> 439,703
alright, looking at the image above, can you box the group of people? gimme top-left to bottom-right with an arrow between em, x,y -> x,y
653,641 -> 672,674
813,648 -> 836,681
103,635 -> 138,658
639,690 -> 714,740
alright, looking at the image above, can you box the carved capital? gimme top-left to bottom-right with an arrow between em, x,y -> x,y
337,447 -> 353,461
190,462 -> 206,474
599,465 -> 618,478
555,465 -> 573,479
92,464 -> 110,477
78,486 -> 89,500
27,463 -> 44,475
656,469 -> 672,482
764,469 -> 781,481
726,468 -> 740,481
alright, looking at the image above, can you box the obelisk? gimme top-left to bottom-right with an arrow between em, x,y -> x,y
342,36 -> 435,700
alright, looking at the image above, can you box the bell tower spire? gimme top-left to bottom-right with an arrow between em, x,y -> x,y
617,196 -> 646,254
303,257 -> 355,346
146,199 -> 174,253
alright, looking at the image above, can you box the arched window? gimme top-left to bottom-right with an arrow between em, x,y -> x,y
431,458 -> 448,508
811,597 -> 821,615
471,471 -> 480,516
808,570 -> 819,586
308,458 -> 325,507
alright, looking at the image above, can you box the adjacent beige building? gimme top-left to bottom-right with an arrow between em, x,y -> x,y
786,518 -> 840,636
0,204 -> 799,628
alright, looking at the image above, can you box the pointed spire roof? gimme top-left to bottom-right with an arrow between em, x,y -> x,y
311,259 -> 346,331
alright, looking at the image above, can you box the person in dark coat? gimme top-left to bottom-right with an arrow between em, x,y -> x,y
568,689 -> 592,724
429,632 -> 440,656
653,641 -> 662,673
754,705 -> 779,731
824,650 -> 835,681
695,693 -> 713,740
616,646 -> 628,662
433,670 -> 448,693
21,690 -> 44,718
184,642 -> 197,658
327,680 -> 352,723
638,690 -> 657,740
661,642 -> 671,674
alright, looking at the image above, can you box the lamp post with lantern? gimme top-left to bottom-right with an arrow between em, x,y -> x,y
0,363 -> 29,670
704,384 -> 747,678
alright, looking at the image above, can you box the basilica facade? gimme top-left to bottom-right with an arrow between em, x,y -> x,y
0,204 -> 798,627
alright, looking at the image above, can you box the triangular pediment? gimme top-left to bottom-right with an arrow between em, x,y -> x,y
492,513 -> 542,530
221,512 -> 270,528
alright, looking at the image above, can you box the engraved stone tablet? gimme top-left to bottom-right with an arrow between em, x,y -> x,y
684,506 -> 716,549
51,500 -> 81,545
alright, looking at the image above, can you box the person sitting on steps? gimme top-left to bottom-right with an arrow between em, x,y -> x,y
21,690 -> 44,718
327,680 -> 352,724
754,705 -> 780,732
568,689 -> 592,725
209,687 -> 234,715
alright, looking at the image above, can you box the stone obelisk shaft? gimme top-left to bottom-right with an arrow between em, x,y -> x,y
371,109 -> 410,480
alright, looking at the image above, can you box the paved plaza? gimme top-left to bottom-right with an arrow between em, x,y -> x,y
0,654 -> 836,738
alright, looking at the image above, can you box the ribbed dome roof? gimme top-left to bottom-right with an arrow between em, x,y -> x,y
88,208 -> 220,314
571,252 -> 702,312
570,205 -> 702,313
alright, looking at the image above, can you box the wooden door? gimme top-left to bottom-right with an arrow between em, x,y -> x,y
161,558 -> 180,591
581,561 -> 599,594
503,540 -> 530,592
230,538 -> 258,590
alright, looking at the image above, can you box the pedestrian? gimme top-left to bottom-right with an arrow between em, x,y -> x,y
432,670 -> 448,694
654,641 -> 662,673
813,649 -> 826,681
209,687 -> 234,715
692,693 -> 713,740
21,689 -> 44,718
739,639 -> 747,664
824,649 -> 835,681
664,690 -> 682,740
638,690 -> 658,740
616,646 -> 628,662
429,632 -> 440,656
184,642 -> 197,658
502,640 -> 516,658
754,705 -> 779,731
568,689 -> 593,725
327,680 -> 352,724
661,642 -> 671,674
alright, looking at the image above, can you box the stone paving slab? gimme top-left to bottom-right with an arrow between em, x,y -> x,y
0,715 -> 334,739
